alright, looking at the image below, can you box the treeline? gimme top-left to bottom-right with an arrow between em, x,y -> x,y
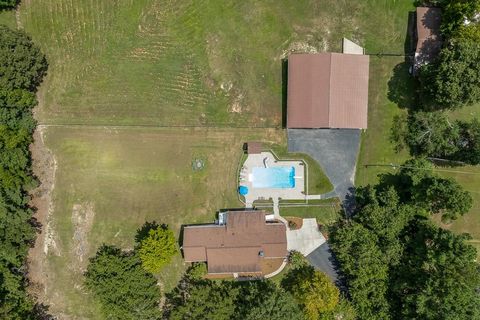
397,1 -> 480,162
0,24 -> 48,319
330,158 -> 480,320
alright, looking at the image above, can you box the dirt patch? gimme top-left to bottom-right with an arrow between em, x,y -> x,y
71,202 -> 95,270
260,258 -> 285,275
27,126 -> 58,300
285,216 -> 303,230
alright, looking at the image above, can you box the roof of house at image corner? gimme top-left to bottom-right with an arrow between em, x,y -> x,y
286,52 -> 370,129
415,7 -> 442,68
182,211 -> 287,274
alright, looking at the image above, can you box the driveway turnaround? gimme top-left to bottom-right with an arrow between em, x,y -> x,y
287,218 -> 326,256
287,128 -> 361,212
307,243 -> 340,284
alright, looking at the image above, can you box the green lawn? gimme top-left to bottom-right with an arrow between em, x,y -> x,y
280,199 -> 341,226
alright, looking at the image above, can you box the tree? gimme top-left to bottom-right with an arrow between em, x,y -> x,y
420,176 -> 473,221
168,281 -> 237,320
454,23 -> 480,42
238,281 -> 304,320
453,118 -> 480,164
0,25 -> 47,91
137,225 -> 177,273
84,245 -> 162,320
419,40 -> 480,109
404,111 -> 460,157
435,0 -> 480,36
0,0 -> 18,9
283,266 -> 339,320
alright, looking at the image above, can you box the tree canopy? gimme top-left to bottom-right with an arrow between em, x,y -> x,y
282,266 -> 339,320
166,277 -> 304,320
84,245 -> 163,320
0,26 -> 47,91
419,39 -> 480,109
0,0 -> 18,9
395,112 -> 480,165
137,224 -> 177,273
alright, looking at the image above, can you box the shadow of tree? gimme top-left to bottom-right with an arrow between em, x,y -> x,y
387,62 -> 419,110
135,221 -> 168,245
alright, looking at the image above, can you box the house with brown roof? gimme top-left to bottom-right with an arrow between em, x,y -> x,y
414,7 -> 442,73
182,210 -> 287,275
286,52 -> 370,129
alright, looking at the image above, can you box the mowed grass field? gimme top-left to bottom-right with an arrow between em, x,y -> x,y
19,0 -> 414,127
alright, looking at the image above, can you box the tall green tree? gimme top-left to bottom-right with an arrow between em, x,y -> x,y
0,0 -> 18,9
0,26 -> 47,91
282,266 -> 339,320
84,245 -> 162,320
404,111 -> 460,157
168,281 -> 237,320
419,40 -> 480,109
137,224 -> 177,273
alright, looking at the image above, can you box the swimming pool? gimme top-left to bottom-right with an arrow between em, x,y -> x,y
251,166 -> 295,188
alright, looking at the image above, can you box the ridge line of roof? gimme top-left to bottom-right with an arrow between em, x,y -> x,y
327,52 -> 333,127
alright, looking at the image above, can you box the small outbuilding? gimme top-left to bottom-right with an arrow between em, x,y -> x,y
414,7 -> 442,73
286,53 -> 369,129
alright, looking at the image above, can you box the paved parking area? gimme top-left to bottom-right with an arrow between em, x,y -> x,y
287,128 -> 361,212
287,218 -> 326,256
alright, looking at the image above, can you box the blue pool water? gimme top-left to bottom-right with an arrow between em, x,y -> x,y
252,166 -> 295,188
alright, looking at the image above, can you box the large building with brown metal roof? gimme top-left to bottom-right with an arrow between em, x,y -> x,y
286,52 -> 369,129
414,7 -> 442,73
182,210 -> 287,274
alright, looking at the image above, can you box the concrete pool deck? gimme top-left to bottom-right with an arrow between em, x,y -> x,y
239,151 -> 305,206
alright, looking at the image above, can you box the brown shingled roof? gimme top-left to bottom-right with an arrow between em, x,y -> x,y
182,211 -> 287,274
247,142 -> 263,154
287,53 -> 369,129
415,7 -> 442,70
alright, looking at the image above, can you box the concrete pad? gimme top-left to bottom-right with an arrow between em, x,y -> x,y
287,218 -> 326,256
342,38 -> 365,55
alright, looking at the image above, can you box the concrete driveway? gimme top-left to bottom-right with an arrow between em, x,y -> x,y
287,128 -> 361,213
287,219 -> 326,256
